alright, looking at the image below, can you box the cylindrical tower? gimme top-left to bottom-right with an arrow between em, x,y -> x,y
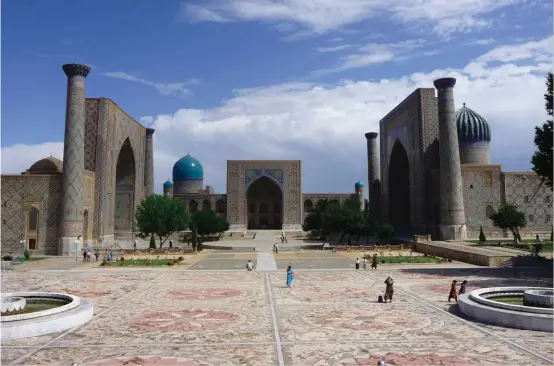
433,77 -> 467,240
364,132 -> 381,217
354,181 -> 365,211
456,103 -> 491,164
144,128 -> 155,195
163,180 -> 173,197
58,63 -> 91,255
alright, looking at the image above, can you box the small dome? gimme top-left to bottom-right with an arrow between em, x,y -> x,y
28,157 -> 63,174
355,180 -> 364,188
456,103 -> 491,143
172,154 -> 204,181
163,180 -> 173,188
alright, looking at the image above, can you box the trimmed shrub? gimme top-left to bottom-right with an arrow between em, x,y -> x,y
149,234 -> 156,249
479,226 -> 486,242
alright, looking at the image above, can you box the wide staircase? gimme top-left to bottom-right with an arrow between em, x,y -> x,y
251,230 -> 281,252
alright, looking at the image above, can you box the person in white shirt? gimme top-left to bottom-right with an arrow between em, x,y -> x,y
363,257 -> 368,270
246,260 -> 254,271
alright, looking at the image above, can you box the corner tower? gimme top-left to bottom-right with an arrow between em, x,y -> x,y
58,63 -> 90,255
433,77 -> 466,240
354,181 -> 365,211
144,128 -> 155,195
364,132 -> 381,218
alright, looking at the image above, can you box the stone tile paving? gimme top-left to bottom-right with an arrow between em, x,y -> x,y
1,266 -> 552,365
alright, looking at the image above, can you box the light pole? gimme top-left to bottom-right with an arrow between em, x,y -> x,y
19,239 -> 25,263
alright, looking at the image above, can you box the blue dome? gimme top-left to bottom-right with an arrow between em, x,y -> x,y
355,180 -> 364,188
163,180 -> 173,188
172,154 -> 204,181
456,103 -> 491,143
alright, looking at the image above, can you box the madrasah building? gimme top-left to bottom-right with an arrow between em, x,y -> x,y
1,65 -> 551,255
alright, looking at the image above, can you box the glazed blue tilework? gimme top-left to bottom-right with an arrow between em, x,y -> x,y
245,168 -> 284,186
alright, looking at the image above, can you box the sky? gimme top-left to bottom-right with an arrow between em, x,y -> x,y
1,0 -> 552,195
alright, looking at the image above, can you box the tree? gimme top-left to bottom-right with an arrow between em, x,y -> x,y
376,223 -> 394,242
190,210 -> 230,251
479,226 -> 487,243
149,234 -> 156,249
489,203 -> 527,241
531,73 -> 553,189
135,195 -> 191,247
302,199 -> 330,234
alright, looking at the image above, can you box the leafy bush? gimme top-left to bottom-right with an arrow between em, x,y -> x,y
23,249 -> 30,260
2,255 -> 13,261
377,224 -> 395,241
178,256 -> 184,262
532,243 -> 544,256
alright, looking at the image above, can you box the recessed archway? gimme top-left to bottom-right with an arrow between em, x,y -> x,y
114,139 -> 136,233
83,210 -> 89,247
388,140 -> 411,230
246,176 -> 283,230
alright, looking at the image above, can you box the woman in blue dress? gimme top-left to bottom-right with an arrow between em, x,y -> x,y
286,266 -> 294,288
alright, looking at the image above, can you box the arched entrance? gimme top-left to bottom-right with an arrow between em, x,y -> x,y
246,176 -> 283,229
388,141 -> 411,230
114,139 -> 136,233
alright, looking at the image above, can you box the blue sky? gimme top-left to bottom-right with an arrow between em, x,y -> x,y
2,0 -> 552,194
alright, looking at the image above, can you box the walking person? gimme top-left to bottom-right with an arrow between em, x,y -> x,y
363,256 -> 368,270
286,266 -> 294,288
82,249 -> 87,262
274,242 -> 279,254
246,260 -> 253,271
459,280 -> 467,295
448,280 -> 458,302
355,258 -> 360,270
371,253 -> 378,270
384,275 -> 394,303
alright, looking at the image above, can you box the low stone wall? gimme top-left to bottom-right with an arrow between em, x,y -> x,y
411,241 -> 511,266
524,289 -> 554,308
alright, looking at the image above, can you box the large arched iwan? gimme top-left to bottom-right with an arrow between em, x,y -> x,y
246,176 -> 283,229
114,138 -> 136,233
388,140 -> 411,230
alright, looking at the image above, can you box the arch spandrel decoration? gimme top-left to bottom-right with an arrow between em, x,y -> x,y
244,168 -> 284,188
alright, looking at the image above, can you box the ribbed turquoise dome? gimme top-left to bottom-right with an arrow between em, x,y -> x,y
355,180 -> 364,188
456,103 -> 491,143
163,180 -> 173,188
172,154 -> 204,181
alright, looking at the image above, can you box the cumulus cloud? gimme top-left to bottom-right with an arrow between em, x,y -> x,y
181,0 -> 530,36
102,72 -> 199,98
1,142 -> 64,175
2,37 -> 551,195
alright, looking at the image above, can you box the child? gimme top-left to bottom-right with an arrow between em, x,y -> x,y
459,280 -> 467,295
448,280 -> 458,302
246,260 -> 253,271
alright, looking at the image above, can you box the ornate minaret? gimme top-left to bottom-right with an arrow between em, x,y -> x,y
58,64 -> 90,255
433,77 -> 467,240
144,128 -> 155,196
365,132 -> 381,217
354,181 -> 365,211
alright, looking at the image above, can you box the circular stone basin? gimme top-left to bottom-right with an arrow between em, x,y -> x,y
524,289 -> 553,308
458,287 -> 553,332
1,292 -> 94,340
1,296 -> 27,314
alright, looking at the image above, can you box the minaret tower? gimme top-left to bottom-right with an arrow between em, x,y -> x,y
354,181 -> 365,211
144,128 -> 155,196
58,64 -> 90,255
433,77 -> 467,240
364,132 -> 381,217
163,180 -> 173,197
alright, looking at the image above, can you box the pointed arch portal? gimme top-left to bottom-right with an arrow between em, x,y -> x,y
388,141 -> 411,230
246,176 -> 283,229
114,139 -> 136,232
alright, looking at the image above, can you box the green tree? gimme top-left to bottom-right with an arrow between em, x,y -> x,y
149,234 -> 156,249
302,199 -> 329,234
189,210 -> 230,251
479,226 -> 487,243
489,203 -> 527,241
135,195 -> 191,247
531,73 -> 553,189
376,223 -> 394,242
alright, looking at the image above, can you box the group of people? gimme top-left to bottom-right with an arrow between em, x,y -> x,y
82,248 -> 100,262
355,254 -> 379,270
448,279 -> 468,302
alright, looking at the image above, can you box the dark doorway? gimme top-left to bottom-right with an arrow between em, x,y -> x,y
388,141 -> 411,230
114,139 -> 136,232
246,176 -> 283,229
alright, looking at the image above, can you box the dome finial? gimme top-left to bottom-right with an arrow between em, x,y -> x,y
463,102 -> 466,107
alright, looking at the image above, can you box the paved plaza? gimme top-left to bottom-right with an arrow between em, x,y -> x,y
1,255 -> 553,365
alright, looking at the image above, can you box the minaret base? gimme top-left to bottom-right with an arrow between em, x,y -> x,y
440,224 -> 467,241
58,237 -> 84,257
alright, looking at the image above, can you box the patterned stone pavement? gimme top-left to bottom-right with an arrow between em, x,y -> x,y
1,266 -> 553,365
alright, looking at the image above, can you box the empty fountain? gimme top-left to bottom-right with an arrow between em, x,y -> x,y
1,292 -> 94,340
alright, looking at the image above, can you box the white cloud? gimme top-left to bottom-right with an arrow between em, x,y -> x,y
103,72 -> 198,97
3,37 -> 551,195
1,142 -> 64,175
314,39 -> 428,75
316,44 -> 354,53
182,0 -> 529,36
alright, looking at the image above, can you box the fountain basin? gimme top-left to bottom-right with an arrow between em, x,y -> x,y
1,292 -> 94,340
459,287 -> 553,332
1,296 -> 26,314
524,289 -> 553,308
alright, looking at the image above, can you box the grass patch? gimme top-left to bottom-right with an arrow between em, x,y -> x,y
378,256 -> 442,264
107,258 -> 184,267
467,240 -> 553,252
